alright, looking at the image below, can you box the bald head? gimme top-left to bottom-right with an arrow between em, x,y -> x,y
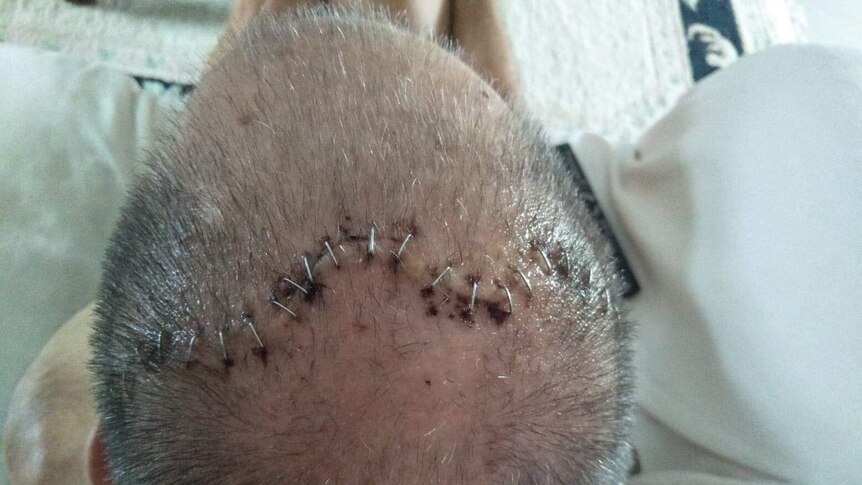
91,8 -> 633,484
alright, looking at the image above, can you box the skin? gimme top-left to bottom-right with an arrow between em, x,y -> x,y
5,2 -> 629,483
3,305 -> 98,485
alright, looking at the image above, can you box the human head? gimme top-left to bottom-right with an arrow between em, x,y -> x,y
89,8 -> 633,484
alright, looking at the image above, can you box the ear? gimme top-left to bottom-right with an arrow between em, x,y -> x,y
86,427 -> 113,485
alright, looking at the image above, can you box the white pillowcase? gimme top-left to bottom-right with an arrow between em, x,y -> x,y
574,44 -> 862,484
0,45 -> 172,446
798,0 -> 862,48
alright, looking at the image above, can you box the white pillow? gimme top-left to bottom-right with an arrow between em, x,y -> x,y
573,44 -> 862,484
798,0 -> 862,48
0,45 -> 172,444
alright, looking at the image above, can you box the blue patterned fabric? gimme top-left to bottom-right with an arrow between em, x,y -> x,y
680,0 -> 745,81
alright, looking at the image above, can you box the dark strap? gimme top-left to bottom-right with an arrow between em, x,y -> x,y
556,144 -> 640,298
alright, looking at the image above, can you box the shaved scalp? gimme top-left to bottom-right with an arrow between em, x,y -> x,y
91,7 -> 633,485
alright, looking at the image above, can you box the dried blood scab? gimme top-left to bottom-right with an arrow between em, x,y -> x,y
223,358 -> 235,369
401,218 -> 421,238
252,346 -> 268,366
254,228 -> 546,342
305,282 -> 322,302
547,246 -> 571,278
338,224 -> 351,237
555,262 -> 570,278
459,308 -> 474,322
487,302 -> 510,325
275,275 -> 299,298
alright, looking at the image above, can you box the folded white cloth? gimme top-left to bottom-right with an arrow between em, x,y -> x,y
0,45 -> 176,463
573,44 -> 862,484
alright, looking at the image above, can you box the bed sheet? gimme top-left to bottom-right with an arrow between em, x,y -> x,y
0,45 -> 178,485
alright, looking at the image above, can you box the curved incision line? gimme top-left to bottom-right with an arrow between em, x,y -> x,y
283,276 -> 308,295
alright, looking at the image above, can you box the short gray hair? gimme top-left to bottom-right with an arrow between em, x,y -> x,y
91,7 -> 634,484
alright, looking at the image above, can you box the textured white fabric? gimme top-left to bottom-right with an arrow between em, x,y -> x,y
503,0 -> 807,144
2,0 -> 226,84
0,46 -> 174,484
798,0 -> 862,49
2,0 -> 806,143
575,44 -> 862,484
